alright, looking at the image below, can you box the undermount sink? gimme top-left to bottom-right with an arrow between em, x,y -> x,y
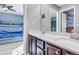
60,37 -> 79,43
43,34 -> 68,41
57,38 -> 79,47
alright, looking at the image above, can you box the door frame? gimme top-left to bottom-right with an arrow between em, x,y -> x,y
50,8 -> 59,32
59,6 -> 76,33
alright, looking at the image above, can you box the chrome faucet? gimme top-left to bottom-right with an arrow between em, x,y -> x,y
70,34 -> 73,39
77,35 -> 79,40
70,34 -> 79,40
41,31 -> 45,34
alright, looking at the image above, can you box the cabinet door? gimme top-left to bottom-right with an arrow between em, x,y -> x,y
37,39 -> 44,49
37,47 -> 44,55
31,38 -> 35,55
28,35 -> 31,54
29,35 -> 37,55
46,44 -> 61,55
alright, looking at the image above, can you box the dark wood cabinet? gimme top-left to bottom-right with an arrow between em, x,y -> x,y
46,43 -> 61,55
37,39 -> 45,55
37,47 -> 44,55
28,35 -> 45,55
28,35 -> 32,54
37,39 -> 44,49
28,35 -> 37,55
31,38 -> 36,55
28,34 -> 78,55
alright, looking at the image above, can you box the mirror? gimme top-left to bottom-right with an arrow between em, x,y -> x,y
60,7 -> 74,33
50,8 -> 58,32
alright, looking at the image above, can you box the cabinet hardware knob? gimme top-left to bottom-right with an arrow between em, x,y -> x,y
39,42 -> 41,44
56,51 -> 59,55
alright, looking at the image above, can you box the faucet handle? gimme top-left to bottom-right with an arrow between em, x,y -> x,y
77,35 -> 79,40
70,34 -> 73,39
70,34 -> 76,39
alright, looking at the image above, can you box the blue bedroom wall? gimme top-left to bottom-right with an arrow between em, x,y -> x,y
63,12 -> 74,27
0,12 -> 23,44
0,12 -> 23,24
0,12 -> 23,32
66,14 -> 74,27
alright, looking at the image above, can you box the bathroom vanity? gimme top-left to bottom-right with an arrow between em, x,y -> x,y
28,31 -> 79,55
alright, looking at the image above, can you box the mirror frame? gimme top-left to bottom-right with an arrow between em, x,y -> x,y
59,6 -> 76,33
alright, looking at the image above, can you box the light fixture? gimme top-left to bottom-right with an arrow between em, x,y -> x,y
3,7 -> 8,11
42,14 -> 45,19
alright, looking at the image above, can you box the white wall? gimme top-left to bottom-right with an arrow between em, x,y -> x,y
27,4 -> 59,31
27,4 -> 41,31
40,4 -> 59,32
23,4 -> 29,54
75,5 -> 79,33
61,13 -> 66,32
27,4 -> 79,33
40,4 -> 51,31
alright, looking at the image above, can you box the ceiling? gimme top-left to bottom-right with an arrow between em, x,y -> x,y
56,4 -> 64,7
0,4 -> 63,16
0,4 -> 23,16
63,8 -> 74,16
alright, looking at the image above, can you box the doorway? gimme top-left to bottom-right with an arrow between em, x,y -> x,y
50,8 -> 58,32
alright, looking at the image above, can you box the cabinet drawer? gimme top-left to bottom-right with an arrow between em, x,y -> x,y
46,44 -> 61,55
37,39 -> 43,49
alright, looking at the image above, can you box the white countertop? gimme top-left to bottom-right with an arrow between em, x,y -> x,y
29,31 -> 79,54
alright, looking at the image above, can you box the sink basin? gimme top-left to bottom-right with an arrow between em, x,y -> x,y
42,34 -> 68,41
57,38 -> 79,48
60,37 -> 79,43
